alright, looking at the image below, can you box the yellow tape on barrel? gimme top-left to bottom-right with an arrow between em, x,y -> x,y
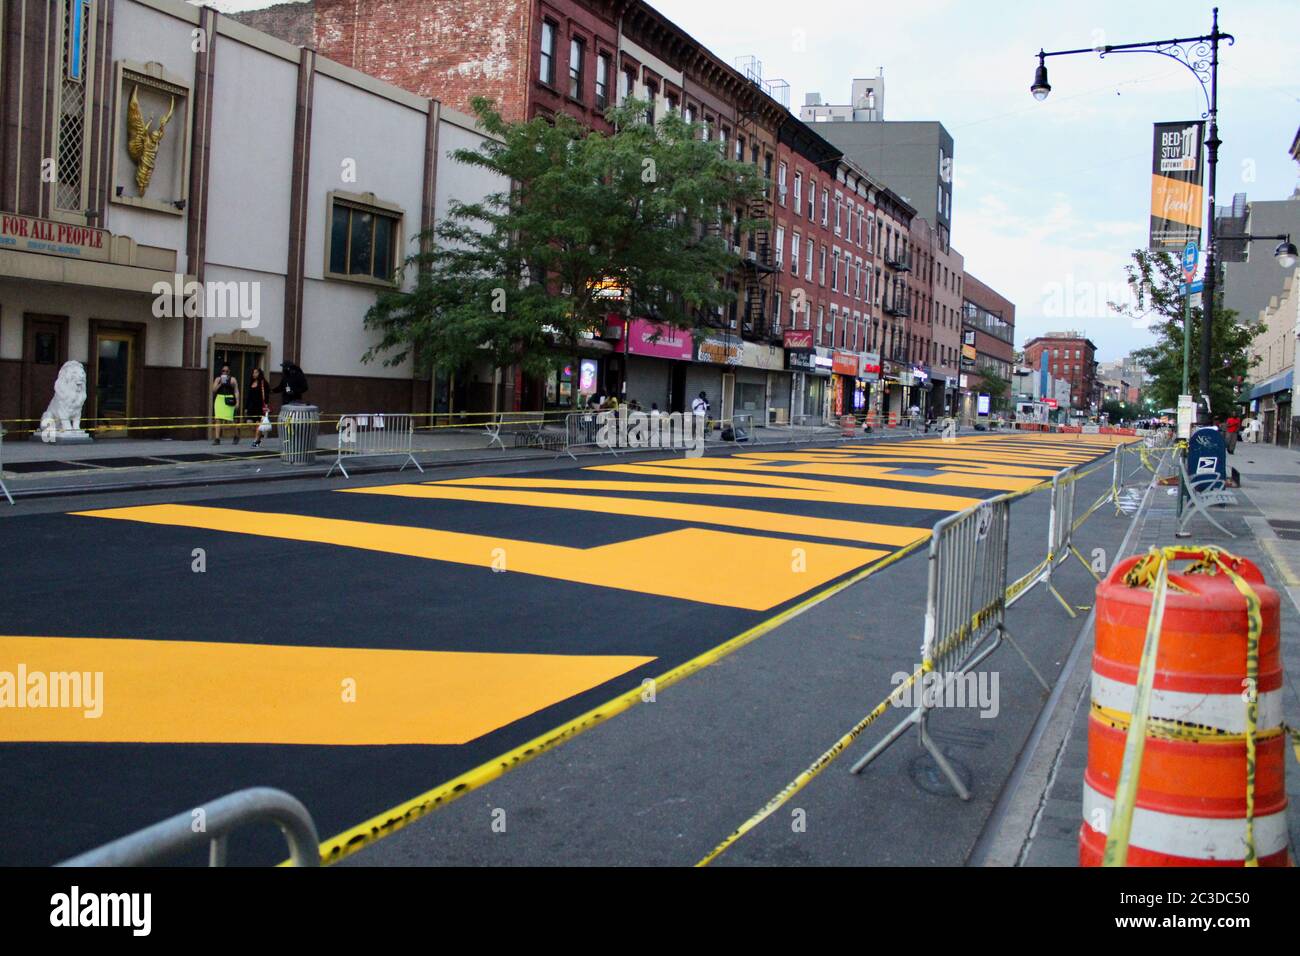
1111,545 -> 1265,867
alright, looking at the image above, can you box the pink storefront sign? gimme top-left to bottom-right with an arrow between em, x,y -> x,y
623,318 -> 695,361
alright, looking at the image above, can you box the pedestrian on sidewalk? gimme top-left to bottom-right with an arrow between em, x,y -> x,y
272,360 -> 309,406
692,391 -> 710,433
246,367 -> 271,448
1225,411 -> 1241,454
210,365 -> 239,445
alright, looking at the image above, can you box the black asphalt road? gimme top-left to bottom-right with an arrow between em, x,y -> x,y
0,435 -> 1125,865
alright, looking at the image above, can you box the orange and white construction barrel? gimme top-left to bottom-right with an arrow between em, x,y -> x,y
1080,551 -> 1289,866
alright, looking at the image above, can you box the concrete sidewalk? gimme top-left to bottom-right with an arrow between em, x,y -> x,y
980,440 -> 1300,866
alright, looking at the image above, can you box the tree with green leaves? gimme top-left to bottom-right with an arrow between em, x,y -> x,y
1110,249 -> 1262,414
361,97 -> 768,382
975,363 -> 1012,411
1101,398 -> 1145,424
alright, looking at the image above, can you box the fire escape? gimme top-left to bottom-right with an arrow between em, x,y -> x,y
734,56 -> 782,345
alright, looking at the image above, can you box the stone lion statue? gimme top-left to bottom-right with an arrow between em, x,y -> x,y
40,360 -> 88,443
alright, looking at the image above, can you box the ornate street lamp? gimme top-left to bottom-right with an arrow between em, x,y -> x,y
1031,8 -> 1234,403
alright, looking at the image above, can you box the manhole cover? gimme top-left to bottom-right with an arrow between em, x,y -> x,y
908,750 -> 974,797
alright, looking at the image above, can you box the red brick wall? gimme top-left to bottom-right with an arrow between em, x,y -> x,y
312,0 -> 534,122
228,2 -> 315,47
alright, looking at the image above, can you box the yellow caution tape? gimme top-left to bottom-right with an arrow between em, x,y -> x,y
694,662 -> 931,867
1107,545 -> 1264,867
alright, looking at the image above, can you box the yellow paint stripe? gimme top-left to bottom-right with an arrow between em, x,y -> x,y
340,483 -> 931,548
442,473 -> 983,511
305,437 -> 1114,864
310,531 -> 936,866
592,460 -> 1051,488
73,504 -> 883,611
0,635 -> 653,745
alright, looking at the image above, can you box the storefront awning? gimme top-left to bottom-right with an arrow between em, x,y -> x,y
1249,369 -> 1293,401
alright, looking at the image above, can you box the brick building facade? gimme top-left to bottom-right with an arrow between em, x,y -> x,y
1023,332 -> 1099,413
240,0 -> 955,423
960,272 -> 1017,416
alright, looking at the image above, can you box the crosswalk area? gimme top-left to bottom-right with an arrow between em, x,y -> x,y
0,432 -> 1126,864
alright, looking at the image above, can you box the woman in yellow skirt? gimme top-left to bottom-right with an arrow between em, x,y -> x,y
210,364 -> 240,444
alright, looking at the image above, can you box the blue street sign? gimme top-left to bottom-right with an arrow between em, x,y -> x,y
1182,241 -> 1199,281
1179,279 -> 1204,296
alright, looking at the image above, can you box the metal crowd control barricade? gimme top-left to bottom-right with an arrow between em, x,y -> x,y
327,413 -> 424,479
556,410 -> 627,460
57,787 -> 320,867
485,411 -> 557,451
278,404 -> 320,465
0,426 -> 13,505
850,496 -> 1042,799
1005,464 -> 1095,617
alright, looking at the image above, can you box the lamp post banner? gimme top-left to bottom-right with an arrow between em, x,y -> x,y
1149,121 -> 1205,252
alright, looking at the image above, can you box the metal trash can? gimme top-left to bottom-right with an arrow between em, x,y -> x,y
279,404 -> 320,465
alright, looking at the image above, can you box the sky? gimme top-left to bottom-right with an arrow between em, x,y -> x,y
211,0 -> 1300,363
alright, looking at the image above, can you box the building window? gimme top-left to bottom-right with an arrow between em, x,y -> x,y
568,37 -> 585,101
735,135 -> 745,162
805,240 -> 814,281
56,0 -> 95,212
595,51 -> 610,108
831,248 -> 840,292
773,291 -> 783,330
539,21 -> 557,87
645,81 -> 656,123
819,245 -> 827,286
775,226 -> 785,269
684,104 -> 695,125
791,232 -> 800,276
778,162 -> 788,204
821,191 -> 829,226
328,195 -> 402,283
621,66 -> 636,104
794,172 -> 802,210
665,92 -> 677,113
834,194 -> 842,234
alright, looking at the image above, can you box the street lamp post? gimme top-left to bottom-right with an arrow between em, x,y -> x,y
1031,7 -> 1234,404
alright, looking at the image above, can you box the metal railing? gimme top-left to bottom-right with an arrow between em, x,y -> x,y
849,495 -> 1038,799
58,787 -> 320,867
1004,464 -> 1094,617
483,411 -> 564,451
327,413 -> 425,479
